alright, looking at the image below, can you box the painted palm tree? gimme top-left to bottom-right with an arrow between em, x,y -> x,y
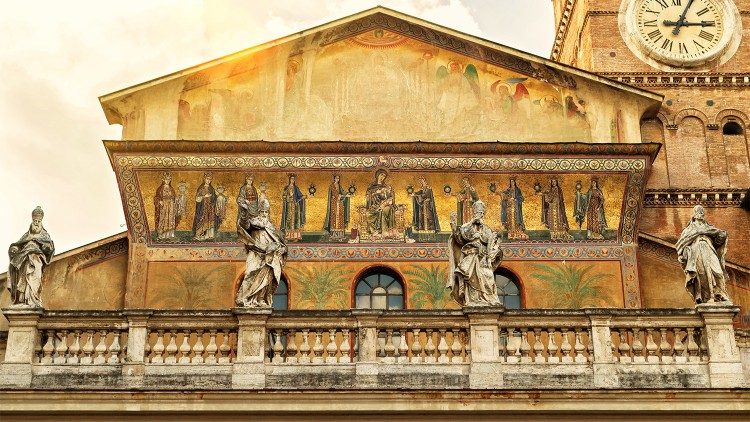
405,264 -> 455,309
286,264 -> 350,309
149,264 -> 234,309
529,262 -> 612,308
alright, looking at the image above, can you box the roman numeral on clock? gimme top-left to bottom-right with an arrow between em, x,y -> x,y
693,40 -> 705,49
643,20 -> 657,27
661,38 -> 673,51
696,8 -> 709,16
699,30 -> 715,41
655,0 -> 668,8
672,0 -> 681,5
679,42 -> 688,54
648,29 -> 662,40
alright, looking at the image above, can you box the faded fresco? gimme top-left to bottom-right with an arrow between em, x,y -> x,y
145,261 -> 243,309
139,170 -> 627,245
172,30 -> 594,142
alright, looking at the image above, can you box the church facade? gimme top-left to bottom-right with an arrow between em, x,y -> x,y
1,5 -> 749,419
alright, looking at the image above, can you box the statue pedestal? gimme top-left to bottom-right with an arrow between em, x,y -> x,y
463,306 -> 503,389
232,307 -> 272,389
696,304 -> 746,388
1,307 -> 43,388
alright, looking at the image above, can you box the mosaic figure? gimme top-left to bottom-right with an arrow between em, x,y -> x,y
154,172 -> 177,239
215,185 -> 229,228
175,181 -> 188,228
237,174 -> 259,230
498,178 -> 528,240
676,205 -> 731,305
236,199 -> 287,308
281,173 -> 306,242
323,174 -> 351,240
573,181 -> 586,231
453,177 -> 479,226
7,207 -> 54,308
411,176 -> 440,232
540,177 -> 573,241
447,200 -> 502,306
584,178 -> 607,240
192,173 -> 219,241
365,169 -> 397,236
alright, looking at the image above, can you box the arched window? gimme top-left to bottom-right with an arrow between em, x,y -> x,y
495,269 -> 522,309
354,268 -> 404,310
272,276 -> 289,310
723,121 -> 744,135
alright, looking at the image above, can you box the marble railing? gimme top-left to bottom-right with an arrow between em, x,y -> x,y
0,306 -> 745,390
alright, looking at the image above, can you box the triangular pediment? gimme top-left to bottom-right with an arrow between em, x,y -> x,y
100,7 -> 661,143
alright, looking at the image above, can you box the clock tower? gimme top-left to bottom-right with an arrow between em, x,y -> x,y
552,0 -> 750,309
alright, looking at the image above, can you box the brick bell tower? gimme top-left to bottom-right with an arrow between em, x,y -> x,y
551,0 -> 750,279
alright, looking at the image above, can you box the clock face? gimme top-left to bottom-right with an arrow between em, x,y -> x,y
624,0 -> 738,67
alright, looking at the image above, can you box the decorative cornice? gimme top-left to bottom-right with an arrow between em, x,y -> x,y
644,189 -> 746,207
707,124 -> 720,131
551,0 -> 577,61
599,72 -> 750,88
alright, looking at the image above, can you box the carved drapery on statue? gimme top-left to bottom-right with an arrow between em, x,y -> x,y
7,207 -> 54,308
676,205 -> 731,305
236,199 -> 287,308
447,200 -> 503,306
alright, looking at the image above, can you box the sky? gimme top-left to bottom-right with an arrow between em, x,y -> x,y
0,0 -> 555,269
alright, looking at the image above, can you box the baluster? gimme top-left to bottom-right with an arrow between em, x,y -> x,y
574,329 -> 586,363
80,331 -> 95,364
353,329 -> 359,360
299,329 -> 311,364
645,328 -> 658,363
286,330 -> 298,363
109,332 -> 121,364
424,329 -> 436,363
410,328 -> 422,363
151,330 -> 165,364
560,328 -> 572,363
464,330 -> 471,362
93,330 -> 108,364
53,331 -> 68,364
273,330 -> 285,364
192,330 -> 205,364
585,329 -> 594,362
41,330 -> 54,364
519,328 -> 532,363
673,328 -> 686,363
437,329 -> 449,364
631,328 -> 645,363
617,329 -> 631,363
383,329 -> 396,363
218,330 -> 231,363
178,330 -> 191,364
205,330 -> 218,364
686,327 -> 700,362
398,329 -> 409,363
392,330 -> 401,363
659,328 -> 672,363
33,330 -> 43,364
532,328 -> 544,363
67,330 -> 81,364
326,329 -> 338,363
144,332 -> 151,363
451,329 -> 463,363
547,328 -> 559,363
312,330 -> 324,364
164,330 -> 178,364
505,328 -> 520,363
341,330 -> 352,363
698,329 -> 709,362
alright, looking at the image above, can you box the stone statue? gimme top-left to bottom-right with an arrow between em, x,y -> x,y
676,205 -> 731,305
236,199 -> 287,308
7,207 -> 54,308
447,200 -> 503,306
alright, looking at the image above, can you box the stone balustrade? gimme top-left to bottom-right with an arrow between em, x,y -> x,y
0,306 -> 746,390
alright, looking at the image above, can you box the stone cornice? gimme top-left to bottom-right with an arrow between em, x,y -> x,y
551,0 -> 577,61
644,189 -> 747,207
599,72 -> 750,88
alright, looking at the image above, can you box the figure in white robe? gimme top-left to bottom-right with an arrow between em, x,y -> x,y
7,207 -> 54,308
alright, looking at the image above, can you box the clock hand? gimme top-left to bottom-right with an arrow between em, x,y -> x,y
672,0 -> 696,35
663,20 -> 716,27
